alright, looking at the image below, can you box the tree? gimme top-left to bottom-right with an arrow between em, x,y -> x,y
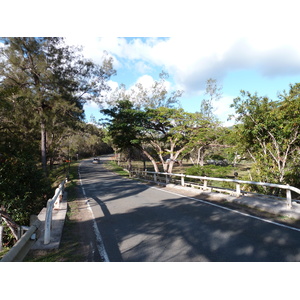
65,123 -> 113,159
143,107 -> 212,173
231,84 -> 300,186
188,125 -> 225,166
0,38 -> 116,237
106,71 -> 183,109
0,37 -> 116,174
200,78 -> 223,121
102,102 -> 212,173
183,78 -> 223,166
101,100 -> 147,170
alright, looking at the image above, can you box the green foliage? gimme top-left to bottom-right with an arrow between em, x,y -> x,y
65,123 -> 113,159
102,100 -> 216,173
209,154 -> 226,161
101,100 -> 147,152
185,165 -> 235,190
185,165 -> 233,178
0,38 -> 115,231
0,37 -> 116,174
230,84 -> 300,186
0,153 -> 51,224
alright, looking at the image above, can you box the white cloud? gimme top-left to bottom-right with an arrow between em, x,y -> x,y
134,75 -> 155,89
107,80 -> 119,91
74,35 -> 300,96
84,101 -> 99,110
65,4 -> 300,97
212,95 -> 235,126
134,61 -> 152,74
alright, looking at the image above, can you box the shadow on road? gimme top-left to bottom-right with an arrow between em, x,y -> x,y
89,194 -> 300,262
78,158 -> 300,262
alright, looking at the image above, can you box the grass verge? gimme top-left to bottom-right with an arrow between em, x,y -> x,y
25,161 -> 87,262
105,160 -> 130,177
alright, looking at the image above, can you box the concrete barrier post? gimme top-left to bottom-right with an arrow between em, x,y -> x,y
236,183 -> 241,196
203,178 -> 208,190
54,187 -> 60,209
44,199 -> 52,244
286,188 -> 292,209
0,225 -> 3,251
181,174 -> 185,186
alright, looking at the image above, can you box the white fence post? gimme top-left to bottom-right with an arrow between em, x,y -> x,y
236,183 -> 241,196
181,174 -> 185,186
54,187 -> 61,209
44,178 -> 66,245
286,188 -> 292,208
165,174 -> 170,184
0,225 -> 3,251
125,168 -> 300,210
203,177 -> 208,190
44,199 -> 52,244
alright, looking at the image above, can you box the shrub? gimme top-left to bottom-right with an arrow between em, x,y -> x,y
185,165 -> 233,178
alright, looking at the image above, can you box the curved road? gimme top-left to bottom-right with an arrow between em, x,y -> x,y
78,156 -> 300,262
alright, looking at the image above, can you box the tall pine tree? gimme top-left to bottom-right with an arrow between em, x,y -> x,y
0,37 -> 115,174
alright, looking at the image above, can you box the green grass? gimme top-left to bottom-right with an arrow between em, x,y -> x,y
105,160 -> 130,177
24,160 -> 85,262
25,197 -> 86,262
0,247 -> 10,260
116,159 -> 252,177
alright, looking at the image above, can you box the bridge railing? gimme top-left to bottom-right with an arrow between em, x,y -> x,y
129,169 -> 300,209
44,178 -> 67,244
1,178 -> 67,261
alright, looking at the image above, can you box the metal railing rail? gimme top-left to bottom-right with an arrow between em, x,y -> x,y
44,178 -> 67,245
1,177 -> 68,261
129,169 -> 300,209
1,220 -> 41,262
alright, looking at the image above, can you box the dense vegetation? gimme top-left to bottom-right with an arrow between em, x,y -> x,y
2,37 -> 300,249
0,38 -> 114,247
102,81 -> 300,194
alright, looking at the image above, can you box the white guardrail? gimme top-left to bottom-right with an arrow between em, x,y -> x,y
129,169 -> 300,209
44,178 -> 67,244
1,178 -> 67,261
1,220 -> 41,262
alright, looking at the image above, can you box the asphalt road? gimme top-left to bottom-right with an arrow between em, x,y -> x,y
78,156 -> 300,262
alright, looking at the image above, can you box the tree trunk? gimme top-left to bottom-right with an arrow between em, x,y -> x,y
127,148 -> 133,171
41,119 -> 47,175
198,145 -> 208,166
0,212 -> 19,241
162,163 -> 168,172
167,160 -> 175,173
167,146 -> 186,174
141,148 -> 159,172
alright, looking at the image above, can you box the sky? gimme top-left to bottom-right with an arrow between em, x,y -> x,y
66,35 -> 300,127
2,0 -> 300,128
2,0 -> 300,290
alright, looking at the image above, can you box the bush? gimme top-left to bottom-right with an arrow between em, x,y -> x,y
184,165 -> 236,190
185,165 -> 233,178
0,153 -> 52,225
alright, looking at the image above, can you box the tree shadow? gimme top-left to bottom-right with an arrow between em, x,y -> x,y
79,159 -> 300,262
91,195 -> 300,262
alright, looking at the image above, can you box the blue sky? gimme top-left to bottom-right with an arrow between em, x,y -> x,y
65,35 -> 300,126
2,1 -> 300,127
1,0 -> 299,289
